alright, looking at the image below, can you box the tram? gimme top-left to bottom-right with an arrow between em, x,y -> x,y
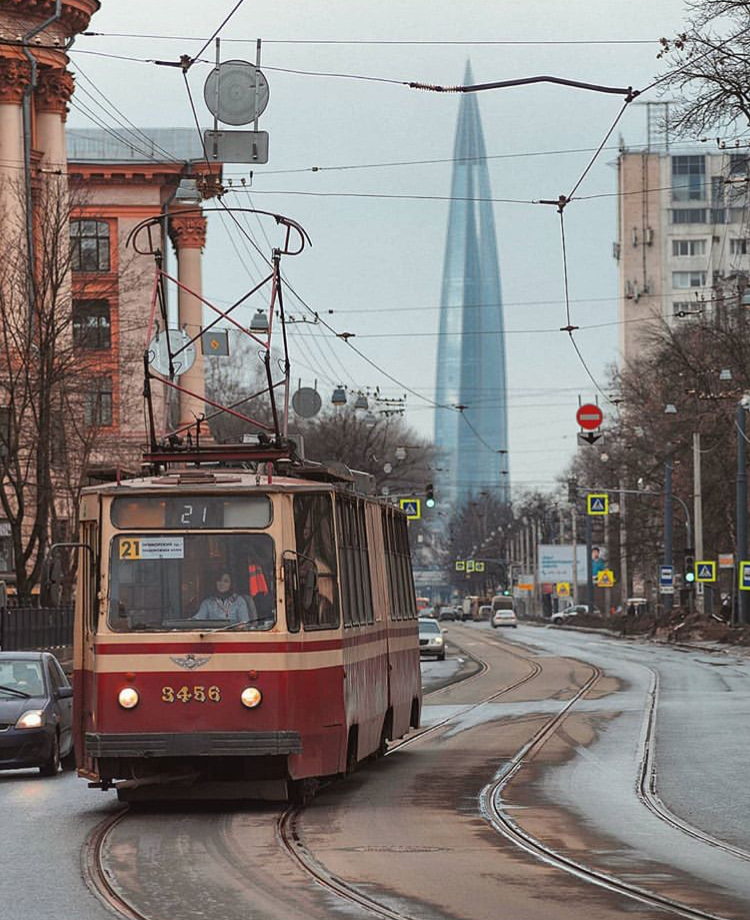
72,464 -> 422,801
66,207 -> 421,801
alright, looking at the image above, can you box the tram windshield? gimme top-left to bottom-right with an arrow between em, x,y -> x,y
108,533 -> 275,632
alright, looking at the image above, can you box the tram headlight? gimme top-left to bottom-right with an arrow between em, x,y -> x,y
118,687 -> 140,709
241,686 -> 262,709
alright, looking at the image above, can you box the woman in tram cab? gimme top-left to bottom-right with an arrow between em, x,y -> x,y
194,570 -> 251,623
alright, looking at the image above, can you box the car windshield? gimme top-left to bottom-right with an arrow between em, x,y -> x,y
0,660 -> 44,696
108,533 -> 275,632
419,620 -> 441,635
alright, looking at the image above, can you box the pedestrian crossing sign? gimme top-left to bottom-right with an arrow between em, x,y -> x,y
695,561 -> 716,583
596,569 -> 615,588
740,561 -> 750,591
455,560 -> 466,572
475,561 -> 485,573
399,498 -> 421,520
587,493 -> 609,515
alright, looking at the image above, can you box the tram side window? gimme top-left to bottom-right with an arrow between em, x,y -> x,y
293,494 -> 339,630
396,515 -> 417,620
382,509 -> 401,620
337,498 -> 373,627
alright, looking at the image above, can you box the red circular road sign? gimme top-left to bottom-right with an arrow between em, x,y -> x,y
576,403 -> 603,431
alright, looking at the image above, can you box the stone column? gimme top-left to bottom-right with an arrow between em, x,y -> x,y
0,58 -> 29,239
169,210 -> 207,431
35,68 -> 74,173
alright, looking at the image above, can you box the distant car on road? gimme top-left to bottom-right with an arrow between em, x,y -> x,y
438,608 -> 457,622
478,604 -> 493,621
0,651 -> 74,776
419,617 -> 446,661
550,604 -> 599,625
492,609 -> 518,628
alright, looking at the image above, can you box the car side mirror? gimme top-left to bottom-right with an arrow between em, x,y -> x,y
56,687 -> 73,700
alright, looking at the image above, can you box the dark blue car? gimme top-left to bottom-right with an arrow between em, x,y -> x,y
0,652 -> 74,775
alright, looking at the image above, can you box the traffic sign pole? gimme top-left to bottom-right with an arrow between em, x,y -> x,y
664,457 -> 673,613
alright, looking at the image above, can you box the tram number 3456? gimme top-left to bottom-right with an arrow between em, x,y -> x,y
161,685 -> 222,704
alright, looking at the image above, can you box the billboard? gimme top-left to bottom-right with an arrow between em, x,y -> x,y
538,544 -> 588,583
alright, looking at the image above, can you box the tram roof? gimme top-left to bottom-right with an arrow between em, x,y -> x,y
82,468 -> 384,501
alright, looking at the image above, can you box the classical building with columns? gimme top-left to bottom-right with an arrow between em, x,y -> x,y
66,128 -> 219,460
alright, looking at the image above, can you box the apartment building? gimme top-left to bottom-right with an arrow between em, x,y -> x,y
616,148 -> 750,364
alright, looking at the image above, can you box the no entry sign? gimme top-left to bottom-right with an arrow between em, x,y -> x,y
576,403 -> 603,431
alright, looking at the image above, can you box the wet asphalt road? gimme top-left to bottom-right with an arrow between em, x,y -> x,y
2,623 -> 750,919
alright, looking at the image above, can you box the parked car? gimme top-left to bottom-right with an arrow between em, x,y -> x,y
550,604 -> 599,625
0,652 -> 75,775
419,617 -> 446,661
492,609 -> 518,628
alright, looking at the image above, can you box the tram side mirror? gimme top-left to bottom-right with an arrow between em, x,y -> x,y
0,581 -> 6,610
283,555 -> 301,633
301,563 -> 319,612
41,553 -> 64,608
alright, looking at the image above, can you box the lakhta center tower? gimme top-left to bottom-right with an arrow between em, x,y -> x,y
434,63 -> 510,508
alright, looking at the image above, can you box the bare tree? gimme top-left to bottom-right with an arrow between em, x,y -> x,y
658,2 -> 750,136
0,177 -> 122,602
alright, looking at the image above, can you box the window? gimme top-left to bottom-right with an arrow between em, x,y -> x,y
109,532 -> 275,632
73,300 -> 111,350
84,376 -> 113,426
336,497 -> 373,627
293,493 -> 339,630
730,153 -> 750,176
672,155 -> 705,201
673,301 -> 699,318
731,238 -> 749,255
70,219 -> 110,272
672,239 -> 706,257
0,520 -> 12,573
382,508 -> 416,621
671,209 -> 707,224
672,271 -> 707,289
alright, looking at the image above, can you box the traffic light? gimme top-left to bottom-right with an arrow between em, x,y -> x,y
684,548 -> 696,585
425,483 -> 435,508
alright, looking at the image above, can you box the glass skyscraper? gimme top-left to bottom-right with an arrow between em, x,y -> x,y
434,63 -> 510,508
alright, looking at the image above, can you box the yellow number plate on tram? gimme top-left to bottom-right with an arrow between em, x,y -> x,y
161,685 -> 222,704
119,538 -> 142,560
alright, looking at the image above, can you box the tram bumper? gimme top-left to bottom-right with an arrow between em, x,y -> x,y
85,730 -> 302,758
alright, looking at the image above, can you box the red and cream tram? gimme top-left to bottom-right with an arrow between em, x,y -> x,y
72,466 -> 422,801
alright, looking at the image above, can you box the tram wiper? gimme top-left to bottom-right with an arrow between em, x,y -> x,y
0,684 -> 31,699
213,620 -> 251,632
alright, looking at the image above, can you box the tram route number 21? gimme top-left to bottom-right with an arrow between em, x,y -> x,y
119,539 -> 142,560
162,685 -> 222,704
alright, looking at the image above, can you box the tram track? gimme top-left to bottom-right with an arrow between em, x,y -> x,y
82,807 -> 148,920
637,668 -> 750,865
275,630 -> 552,920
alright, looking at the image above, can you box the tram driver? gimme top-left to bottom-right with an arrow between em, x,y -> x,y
194,570 -> 252,623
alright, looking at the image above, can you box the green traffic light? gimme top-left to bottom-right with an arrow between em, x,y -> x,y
425,498 -> 436,508
685,572 -> 695,583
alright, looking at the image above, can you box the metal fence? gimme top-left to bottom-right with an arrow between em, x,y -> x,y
0,606 -> 74,651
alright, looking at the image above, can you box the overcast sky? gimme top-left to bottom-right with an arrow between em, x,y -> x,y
68,0 -> 693,497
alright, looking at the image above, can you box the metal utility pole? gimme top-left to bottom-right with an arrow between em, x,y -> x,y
664,457 -> 674,613
571,506 -> 578,604
619,477 -> 628,607
586,513 -> 594,612
604,508 -> 611,615
693,432 -> 704,615
737,404 -> 749,625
